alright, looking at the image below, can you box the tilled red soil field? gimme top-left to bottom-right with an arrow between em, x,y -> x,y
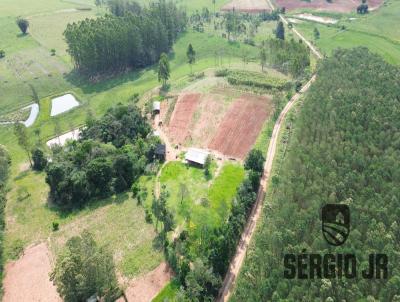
208,96 -> 270,159
222,0 -> 272,13
274,0 -> 383,13
167,93 -> 201,145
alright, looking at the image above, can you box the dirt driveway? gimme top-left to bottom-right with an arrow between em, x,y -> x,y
3,242 -> 61,302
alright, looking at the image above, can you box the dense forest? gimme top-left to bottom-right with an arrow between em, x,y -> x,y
45,104 -> 160,209
64,0 -> 186,74
232,48 -> 400,301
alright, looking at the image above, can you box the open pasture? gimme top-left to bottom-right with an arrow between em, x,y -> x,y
294,0 -> 400,66
274,0 -> 383,13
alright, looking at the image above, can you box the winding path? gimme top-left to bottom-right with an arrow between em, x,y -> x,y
217,4 -> 321,300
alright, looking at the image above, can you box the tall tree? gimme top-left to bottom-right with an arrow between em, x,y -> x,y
13,123 -> 32,166
158,53 -> 170,87
314,27 -> 320,40
275,21 -> 285,40
50,230 -> 119,302
186,44 -> 196,74
260,47 -> 267,72
16,18 -> 29,34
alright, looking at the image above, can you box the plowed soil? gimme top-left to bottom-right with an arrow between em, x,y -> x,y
167,93 -> 201,145
274,0 -> 383,13
221,0 -> 272,13
208,95 -> 270,159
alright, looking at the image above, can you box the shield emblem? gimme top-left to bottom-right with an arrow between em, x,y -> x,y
322,204 -> 350,246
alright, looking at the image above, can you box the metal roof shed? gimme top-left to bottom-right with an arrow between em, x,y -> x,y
153,101 -> 161,112
185,148 -> 209,166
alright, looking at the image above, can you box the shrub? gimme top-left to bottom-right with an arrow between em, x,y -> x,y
52,221 -> 59,231
16,18 -> 29,34
214,68 -> 229,77
50,49 -> 56,56
227,70 -> 289,90
32,148 -> 47,171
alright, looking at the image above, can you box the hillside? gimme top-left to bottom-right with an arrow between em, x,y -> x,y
232,48 -> 400,301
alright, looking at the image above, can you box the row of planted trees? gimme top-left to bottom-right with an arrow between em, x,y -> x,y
64,0 -> 186,75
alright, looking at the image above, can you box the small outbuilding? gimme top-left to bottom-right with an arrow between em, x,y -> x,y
155,144 -> 166,161
185,148 -> 209,167
153,101 -> 161,114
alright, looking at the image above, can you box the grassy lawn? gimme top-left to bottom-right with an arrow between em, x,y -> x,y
4,167 -> 162,277
29,9 -> 99,60
159,161 -> 245,231
152,279 -> 181,302
292,1 -> 400,65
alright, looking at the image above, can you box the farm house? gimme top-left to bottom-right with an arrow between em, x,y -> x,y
185,148 -> 209,167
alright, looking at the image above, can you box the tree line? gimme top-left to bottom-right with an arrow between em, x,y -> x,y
0,146 -> 10,288
64,0 -> 186,75
232,48 -> 400,301
45,104 -> 160,209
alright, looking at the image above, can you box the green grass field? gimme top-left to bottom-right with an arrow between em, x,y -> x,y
292,1 -> 400,65
152,279 -> 180,302
5,168 -> 162,277
158,161 -> 244,230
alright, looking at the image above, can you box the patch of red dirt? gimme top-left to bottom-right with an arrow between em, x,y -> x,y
3,243 -> 61,302
167,93 -> 201,145
187,94 -> 228,148
208,95 -> 271,159
118,262 -> 172,302
275,0 -> 383,13
222,0 -> 272,12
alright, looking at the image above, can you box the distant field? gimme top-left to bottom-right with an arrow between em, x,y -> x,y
292,1 -> 400,65
274,0 -> 383,13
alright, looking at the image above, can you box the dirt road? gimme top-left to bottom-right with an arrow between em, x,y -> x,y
266,0 -> 323,59
217,75 -> 316,302
216,7 -> 321,299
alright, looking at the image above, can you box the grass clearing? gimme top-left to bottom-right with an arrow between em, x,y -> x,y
152,279 -> 181,302
29,9 -> 98,60
4,168 -> 162,277
159,161 -> 244,230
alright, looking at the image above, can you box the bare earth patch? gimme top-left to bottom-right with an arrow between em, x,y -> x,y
118,262 -> 172,302
167,93 -> 201,145
187,94 -> 228,148
3,243 -> 61,302
275,0 -> 383,13
222,0 -> 272,13
294,13 -> 337,24
208,94 -> 272,159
